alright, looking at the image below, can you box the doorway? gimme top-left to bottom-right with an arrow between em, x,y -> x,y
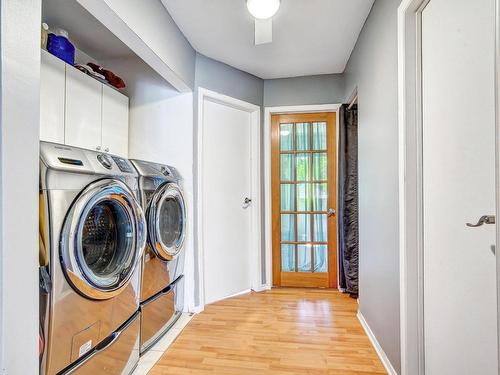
399,0 -> 499,373
270,112 -> 338,288
196,88 -> 262,309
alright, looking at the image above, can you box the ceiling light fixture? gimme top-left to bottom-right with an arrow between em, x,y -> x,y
247,0 -> 281,20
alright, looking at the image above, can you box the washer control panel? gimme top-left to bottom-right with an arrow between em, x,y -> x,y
111,156 -> 134,174
97,154 -> 113,170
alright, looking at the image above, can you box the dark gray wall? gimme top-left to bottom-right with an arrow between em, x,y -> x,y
343,0 -> 401,372
264,74 -> 345,106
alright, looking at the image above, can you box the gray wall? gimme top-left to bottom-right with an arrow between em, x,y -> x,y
195,53 -> 264,106
103,0 -> 196,89
343,0 -> 402,372
193,53 -> 265,306
264,74 -> 345,106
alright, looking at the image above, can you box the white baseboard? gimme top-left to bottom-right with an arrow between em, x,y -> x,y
253,284 -> 271,292
225,289 -> 252,299
357,311 -> 397,375
191,287 -> 265,314
190,305 -> 204,314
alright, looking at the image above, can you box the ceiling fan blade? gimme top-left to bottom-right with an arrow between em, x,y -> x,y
255,18 -> 273,45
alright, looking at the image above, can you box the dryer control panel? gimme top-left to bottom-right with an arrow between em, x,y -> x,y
111,156 -> 135,174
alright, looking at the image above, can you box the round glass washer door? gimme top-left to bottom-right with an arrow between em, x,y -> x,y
60,179 -> 146,300
148,182 -> 186,261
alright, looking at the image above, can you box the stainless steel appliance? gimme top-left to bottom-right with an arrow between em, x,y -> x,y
130,160 -> 186,353
39,142 -> 146,375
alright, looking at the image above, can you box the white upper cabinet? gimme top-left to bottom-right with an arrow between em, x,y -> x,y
65,66 -> 103,152
40,50 -> 66,143
40,51 -> 130,157
102,85 -> 129,158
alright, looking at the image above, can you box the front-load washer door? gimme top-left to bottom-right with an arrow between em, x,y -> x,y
61,179 -> 146,300
148,183 -> 186,261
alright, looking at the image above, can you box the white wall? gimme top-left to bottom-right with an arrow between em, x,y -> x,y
121,58 -> 195,311
0,0 -> 41,373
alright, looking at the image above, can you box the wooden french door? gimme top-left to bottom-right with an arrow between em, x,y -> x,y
271,112 -> 337,288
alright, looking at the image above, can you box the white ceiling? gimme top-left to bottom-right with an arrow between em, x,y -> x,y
161,0 -> 374,79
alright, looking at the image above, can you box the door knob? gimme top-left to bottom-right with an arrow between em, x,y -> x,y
104,147 -> 109,152
244,197 -> 252,205
327,208 -> 336,217
96,146 -> 101,151
466,215 -> 496,227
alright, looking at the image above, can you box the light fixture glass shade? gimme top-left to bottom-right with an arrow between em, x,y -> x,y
247,0 -> 281,20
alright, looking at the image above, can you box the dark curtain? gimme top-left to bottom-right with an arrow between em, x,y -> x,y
338,104 -> 359,297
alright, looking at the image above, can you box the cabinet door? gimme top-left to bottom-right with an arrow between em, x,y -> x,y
102,85 -> 129,158
65,67 -> 102,151
40,50 -> 65,143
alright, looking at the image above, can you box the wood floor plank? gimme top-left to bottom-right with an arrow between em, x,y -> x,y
149,288 -> 386,374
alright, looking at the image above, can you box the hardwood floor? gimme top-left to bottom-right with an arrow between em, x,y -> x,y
149,288 -> 386,374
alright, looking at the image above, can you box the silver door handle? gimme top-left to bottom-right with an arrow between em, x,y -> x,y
104,147 -> 109,152
243,197 -> 252,209
327,208 -> 336,217
466,215 -> 496,227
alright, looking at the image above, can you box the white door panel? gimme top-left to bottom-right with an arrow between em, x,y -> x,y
102,85 -> 129,158
65,67 -> 102,151
203,99 -> 252,305
40,50 -> 65,143
422,0 -> 497,373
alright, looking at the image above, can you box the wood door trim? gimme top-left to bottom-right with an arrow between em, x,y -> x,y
326,112 -> 338,288
271,112 -> 338,288
271,115 -> 281,286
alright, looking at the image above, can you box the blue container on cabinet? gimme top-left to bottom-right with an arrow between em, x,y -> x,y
47,33 -> 75,65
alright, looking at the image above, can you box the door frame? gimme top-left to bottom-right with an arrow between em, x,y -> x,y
195,87 -> 262,312
264,104 -> 341,289
398,0 -> 500,373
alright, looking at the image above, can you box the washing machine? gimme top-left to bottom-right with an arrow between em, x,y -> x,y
39,142 -> 147,375
130,160 -> 186,353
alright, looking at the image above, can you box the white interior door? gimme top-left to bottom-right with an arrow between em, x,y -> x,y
202,98 -> 252,305
422,0 -> 498,373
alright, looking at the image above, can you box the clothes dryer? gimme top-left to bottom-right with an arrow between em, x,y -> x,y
130,160 -> 186,353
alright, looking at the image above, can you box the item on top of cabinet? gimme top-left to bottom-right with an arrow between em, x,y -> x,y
74,64 -> 107,82
47,28 -> 75,65
41,23 -> 49,50
87,62 -> 126,89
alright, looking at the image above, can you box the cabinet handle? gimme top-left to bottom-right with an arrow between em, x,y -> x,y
96,146 -> 101,151
104,147 -> 109,152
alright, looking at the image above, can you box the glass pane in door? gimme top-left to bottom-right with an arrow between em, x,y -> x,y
280,184 -> 295,211
280,154 -> 294,181
296,123 -> 311,151
280,123 -> 294,151
313,245 -> 328,272
312,122 -> 327,150
281,244 -> 295,272
297,244 -> 311,272
281,214 -> 295,241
